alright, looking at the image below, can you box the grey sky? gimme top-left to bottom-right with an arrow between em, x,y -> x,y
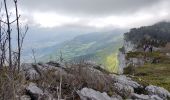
19,0 -> 161,16
2,0 -> 170,29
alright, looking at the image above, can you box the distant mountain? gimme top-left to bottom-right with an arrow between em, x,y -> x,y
40,31 -> 124,72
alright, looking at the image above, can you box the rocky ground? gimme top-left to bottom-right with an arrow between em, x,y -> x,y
14,61 -> 170,100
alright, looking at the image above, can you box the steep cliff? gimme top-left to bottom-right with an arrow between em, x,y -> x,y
118,39 -> 137,74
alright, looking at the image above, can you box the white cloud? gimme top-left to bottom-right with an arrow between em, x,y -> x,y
29,9 -> 169,29
32,12 -> 80,28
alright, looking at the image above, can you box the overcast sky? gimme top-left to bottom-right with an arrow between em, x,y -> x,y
1,0 -> 170,60
2,0 -> 170,30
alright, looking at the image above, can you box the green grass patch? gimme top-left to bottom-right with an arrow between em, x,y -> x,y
126,51 -> 161,59
131,63 -> 170,91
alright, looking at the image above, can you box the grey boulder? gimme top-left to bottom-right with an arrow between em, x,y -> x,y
77,87 -> 120,100
145,85 -> 170,100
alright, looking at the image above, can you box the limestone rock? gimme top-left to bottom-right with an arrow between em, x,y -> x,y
131,93 -> 163,100
124,40 -> 136,53
114,83 -> 134,98
77,87 -> 120,100
26,82 -> 43,99
22,63 -> 40,80
145,85 -> 170,100
111,75 -> 142,89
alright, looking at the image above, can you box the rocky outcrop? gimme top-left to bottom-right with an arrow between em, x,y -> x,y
111,74 -> 143,98
77,87 -> 122,100
124,40 -> 136,53
21,62 -> 66,81
19,62 -> 170,100
21,63 -> 40,80
131,93 -> 163,100
145,85 -> 170,100
26,82 -> 55,100
110,74 -> 170,100
26,83 -> 43,99
111,75 -> 142,89
113,83 -> 134,98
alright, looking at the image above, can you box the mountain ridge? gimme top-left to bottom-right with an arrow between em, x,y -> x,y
40,31 -> 124,72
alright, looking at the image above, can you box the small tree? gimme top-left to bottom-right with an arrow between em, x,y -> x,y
0,0 -> 28,70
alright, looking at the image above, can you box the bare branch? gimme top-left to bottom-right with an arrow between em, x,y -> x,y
0,15 -> 21,24
9,15 -> 21,24
0,19 -> 7,24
